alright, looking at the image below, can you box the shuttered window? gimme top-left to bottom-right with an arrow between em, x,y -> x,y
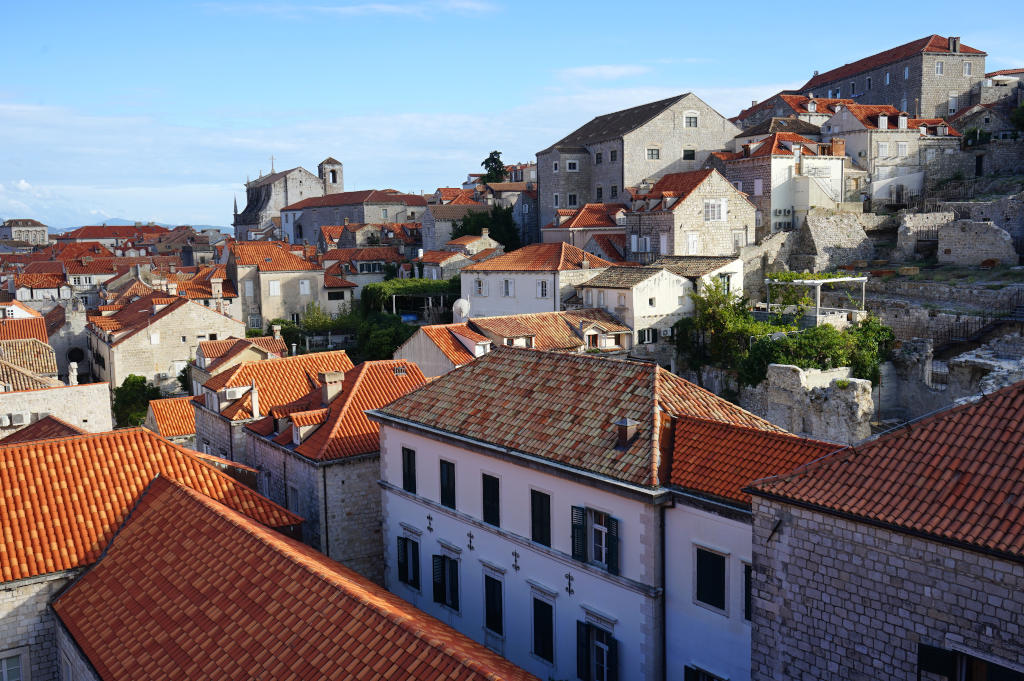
431,555 -> 459,610
572,506 -> 619,574
439,460 -> 455,509
401,447 -> 416,494
577,621 -> 618,681
484,575 -> 503,635
397,537 -> 419,589
695,547 -> 727,610
744,563 -> 752,621
532,598 -> 554,662
531,490 -> 551,546
482,474 -> 500,527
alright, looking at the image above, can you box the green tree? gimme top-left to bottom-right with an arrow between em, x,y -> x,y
300,302 -> 335,334
451,206 -> 521,251
1011,105 -> 1024,132
177,364 -> 192,395
113,374 -> 162,427
267,318 -> 303,349
480,150 -> 507,184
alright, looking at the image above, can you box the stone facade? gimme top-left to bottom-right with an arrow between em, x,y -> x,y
0,382 -> 112,438
0,571 -> 77,681
194,402 -> 250,463
0,219 -> 48,245
55,619 -> 101,681
942,190 -> 1024,240
894,211 -> 954,260
937,219 -> 1016,266
750,497 -> 1024,680
283,196 -> 426,246
233,159 -> 344,241
245,434 -> 384,584
229,262 -> 325,330
789,209 -> 878,272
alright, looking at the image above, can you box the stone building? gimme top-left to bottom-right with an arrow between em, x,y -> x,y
56,223 -> 168,247
822,104 -> 968,203
421,203 -> 489,251
368,348 -> 833,681
0,218 -> 48,245
280,189 -> 427,245
0,382 -> 112,439
189,333 -> 288,393
732,95 -> 855,130
227,241 -> 322,329
475,181 -> 539,244
144,395 -> 198,449
242,359 -> 427,583
622,169 -> 756,262
747,381 -> 1024,681
536,93 -> 741,228
0,428 -> 298,681
192,350 -> 354,463
541,202 -> 628,248
87,293 -> 244,393
233,158 -> 344,241
798,35 -> 987,119
50,476 -> 536,681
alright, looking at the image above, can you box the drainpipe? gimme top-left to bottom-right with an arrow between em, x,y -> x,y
322,467 -> 331,558
660,503 -> 668,681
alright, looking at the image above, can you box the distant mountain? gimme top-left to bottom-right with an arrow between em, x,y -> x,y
48,218 -> 232,235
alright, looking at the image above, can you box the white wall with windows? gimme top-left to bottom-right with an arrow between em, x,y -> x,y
461,268 -> 607,318
377,425 -> 663,681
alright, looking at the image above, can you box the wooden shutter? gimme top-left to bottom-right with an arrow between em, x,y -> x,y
684,667 -> 700,681
432,555 -> 444,603
447,556 -> 459,610
576,621 -> 591,681
607,635 -> 619,681
571,506 -> 586,561
606,516 -> 620,575
533,599 -> 553,662
531,490 -> 550,546
401,448 -> 416,494
397,538 -> 408,584
409,540 -> 420,589
482,474 -> 500,527
440,461 -> 455,509
484,576 -> 503,635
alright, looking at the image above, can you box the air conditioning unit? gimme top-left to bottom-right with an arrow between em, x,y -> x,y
156,372 -> 169,380
10,413 -> 26,426
221,386 -> 246,401
858,150 -> 867,157
774,209 -> 782,216
0,414 -> 9,427
784,208 -> 792,215
660,328 -> 672,337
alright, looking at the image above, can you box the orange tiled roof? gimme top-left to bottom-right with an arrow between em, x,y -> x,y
986,68 -> 1024,77
469,247 -> 498,262
198,335 -> 287,362
376,348 -> 783,487
58,224 -> 169,240
802,35 -> 984,91
176,264 -> 238,299
747,132 -> 819,158
436,187 -> 464,201
203,351 -> 355,421
671,414 -> 837,505
749,381 -> 1024,560
53,476 -> 539,681
551,203 -> 628,229
282,189 -> 428,211
471,309 -> 630,351
0,316 -> 48,343
590,234 -> 628,263
417,323 -> 489,366
448,189 -> 482,205
13,273 -> 65,290
0,338 -> 57,375
418,250 -> 465,265
447,234 -> 485,246
842,103 -> 962,136
147,396 -> 197,438
87,293 -> 201,346
231,242 -> 317,271
323,246 -> 404,265
0,415 -> 85,444
0,428 -> 300,583
463,242 -> 611,272
323,262 -> 359,288
777,94 -> 855,115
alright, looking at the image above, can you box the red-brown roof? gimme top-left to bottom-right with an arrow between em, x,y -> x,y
747,132 -> 819,158
0,428 -> 300,583
323,262 -> 359,288
590,234 -> 628,263
986,68 -> 1024,77
282,189 -> 427,212
231,242 -> 317,271
0,415 -> 85,444
749,381 -> 1024,561
58,224 -> 169,240
463,242 -> 611,272
376,348 -> 783,487
842,104 -> 962,136
323,246 -> 404,265
470,309 -> 630,351
53,477 -> 538,681
147,396 -> 197,438
176,264 -> 238,299
0,316 -> 48,343
802,35 -> 985,91
417,250 -> 465,265
199,335 -> 287,362
546,203 -> 628,229
416,323 -> 489,366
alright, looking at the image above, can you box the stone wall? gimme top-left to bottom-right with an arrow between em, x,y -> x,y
750,497 -> 1024,681
0,382 -> 112,438
789,210 -> 877,272
740,230 -> 797,303
0,572 -> 76,681
55,619 -> 101,681
894,211 -> 954,261
976,139 -> 1024,176
738,364 -> 873,444
937,219 -> 1016,266
941,191 -> 1024,240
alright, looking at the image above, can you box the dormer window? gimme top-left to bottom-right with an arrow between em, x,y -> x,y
898,115 -> 908,129
807,100 -> 817,113
878,115 -> 888,129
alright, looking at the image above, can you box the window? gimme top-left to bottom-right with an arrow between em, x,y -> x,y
897,142 -> 908,157
586,333 -> 598,349
532,598 -> 554,662
553,161 -> 559,172
878,142 -> 889,157
381,208 -> 389,220
299,279 -> 310,295
268,280 -> 281,296
568,193 -> 578,207
401,447 -> 416,493
248,314 -> 262,329
866,76 -> 872,90
685,115 -> 698,127
827,89 -> 832,98
744,563 -> 752,621
553,194 -> 559,208
718,273 -> 731,294
617,293 -> 626,307
329,169 -> 338,183
473,278 -> 487,296
531,490 -> 551,546
482,474 -> 500,526
964,61 -> 972,76
904,66 -> 909,79
646,148 -> 660,160
609,150 -> 617,162
850,81 -> 856,95
572,506 -> 619,573
397,536 -> 420,588
290,312 -> 300,324
638,328 -> 657,344
432,554 -> 459,610
209,334 -> 217,341
732,230 -> 746,253
648,297 -> 656,307
537,280 -> 549,298
150,331 -> 160,345
584,289 -> 592,306
732,181 -> 742,191
327,290 -> 345,301
577,622 -> 618,681
595,186 -> 603,201
683,149 -> 696,160
948,94 -> 958,115
753,178 -> 763,196
703,199 -> 725,222
695,547 -> 727,611
439,460 -> 455,509
595,152 -> 602,164
1,652 -> 24,681
836,87 -> 840,97
659,233 -> 668,255
684,666 -> 725,681
484,575 -> 503,636
501,279 -> 514,297
935,60 -> 943,75
610,185 -> 618,198
567,161 -> 579,172
597,290 -> 605,307
885,71 -> 890,85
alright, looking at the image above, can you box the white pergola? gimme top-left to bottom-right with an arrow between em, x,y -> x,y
764,275 -> 868,320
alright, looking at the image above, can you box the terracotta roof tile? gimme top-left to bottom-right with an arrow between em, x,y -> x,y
749,381 -> 1024,560
842,104 -> 962,136
231,242 -> 317,271
0,428 -> 300,583
648,255 -> 741,278
548,203 -> 628,229
323,262 -> 358,288
417,250 -> 466,265
0,359 -> 61,390
0,316 -> 48,343
0,338 -> 57,375
283,189 -> 427,212
14,273 -> 66,290
418,323 -> 490,366
147,396 -> 197,438
323,247 -> 404,267
376,348 -> 783,487
777,95 -> 855,115
0,415 -> 85,444
471,310 -> 630,351
52,477 -> 538,681
590,234 -> 627,263
175,264 -> 238,299
58,224 -> 168,240
463,242 -> 611,272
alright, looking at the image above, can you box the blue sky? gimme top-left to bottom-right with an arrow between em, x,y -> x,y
1,1 -> 1019,228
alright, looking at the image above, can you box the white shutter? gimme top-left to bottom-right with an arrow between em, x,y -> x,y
659,233 -> 668,254
630,234 -> 638,253
244,280 -> 253,297
720,198 -> 728,220
754,179 -> 763,196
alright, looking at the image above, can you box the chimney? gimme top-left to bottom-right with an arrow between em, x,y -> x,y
481,228 -> 489,240
343,217 -> 349,225
210,277 -> 223,298
167,282 -> 177,296
319,371 -> 346,404
614,417 -> 639,448
830,138 -> 846,157
582,258 -> 590,269
250,383 -> 259,419
291,342 -> 297,356
272,324 -> 282,339
949,36 -> 960,52
813,70 -> 819,76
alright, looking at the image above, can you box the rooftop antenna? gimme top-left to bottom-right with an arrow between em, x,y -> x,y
270,155 -> 276,173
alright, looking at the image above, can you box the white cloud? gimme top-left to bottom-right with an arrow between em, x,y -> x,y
14,179 -> 31,191
557,65 -> 651,80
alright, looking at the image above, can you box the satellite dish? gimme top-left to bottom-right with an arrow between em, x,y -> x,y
452,298 -> 471,323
